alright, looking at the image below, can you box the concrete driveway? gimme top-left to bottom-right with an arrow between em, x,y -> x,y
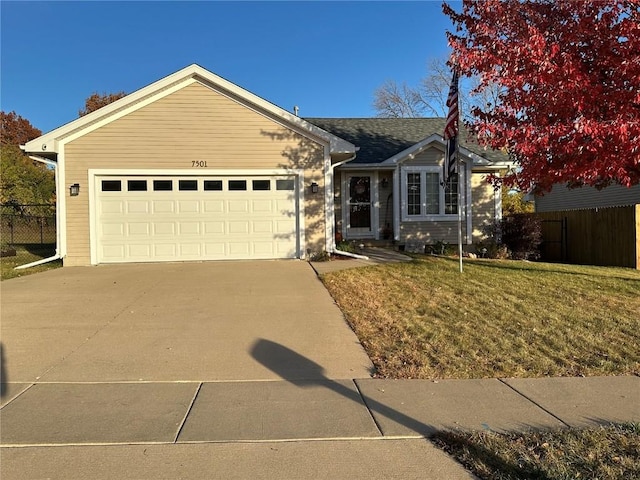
0,260 -> 373,384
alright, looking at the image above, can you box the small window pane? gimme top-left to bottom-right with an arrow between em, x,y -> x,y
252,180 -> 271,191
153,180 -> 172,191
179,180 -> 198,191
407,173 -> 421,215
276,179 -> 295,191
102,180 -> 121,192
128,180 -> 147,191
204,180 -> 223,191
444,174 -> 459,215
425,173 -> 440,214
228,180 -> 247,191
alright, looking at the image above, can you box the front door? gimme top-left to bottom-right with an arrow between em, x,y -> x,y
346,175 -> 372,237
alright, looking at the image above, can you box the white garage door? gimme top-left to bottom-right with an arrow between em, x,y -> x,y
94,175 -> 299,263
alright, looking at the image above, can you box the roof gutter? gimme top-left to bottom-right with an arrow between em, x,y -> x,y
328,153 -> 369,260
15,156 -> 62,270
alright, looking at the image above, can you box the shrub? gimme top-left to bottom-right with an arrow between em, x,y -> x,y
309,250 -> 330,262
335,241 -> 357,253
480,214 -> 542,260
500,214 -> 543,260
475,240 -> 509,259
427,240 -> 456,256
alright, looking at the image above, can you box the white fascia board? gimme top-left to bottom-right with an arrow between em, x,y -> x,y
338,163 -> 397,170
23,65 -> 205,153
377,133 -> 503,168
24,64 -> 356,156
380,134 -> 444,165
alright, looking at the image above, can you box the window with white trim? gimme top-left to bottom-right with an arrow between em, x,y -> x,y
401,167 -> 459,220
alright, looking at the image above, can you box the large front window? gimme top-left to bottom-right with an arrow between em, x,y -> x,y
402,168 -> 459,220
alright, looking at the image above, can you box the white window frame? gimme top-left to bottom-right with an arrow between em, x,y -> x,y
400,166 -> 458,221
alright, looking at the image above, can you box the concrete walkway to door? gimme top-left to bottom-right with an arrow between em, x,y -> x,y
0,261 -> 373,383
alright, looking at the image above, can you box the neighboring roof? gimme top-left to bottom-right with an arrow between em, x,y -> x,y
535,183 -> 640,212
23,64 -> 356,158
304,118 -> 508,165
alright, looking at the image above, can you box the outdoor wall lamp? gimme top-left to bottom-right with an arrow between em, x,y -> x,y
69,183 -> 80,196
380,178 -> 389,188
310,182 -> 319,194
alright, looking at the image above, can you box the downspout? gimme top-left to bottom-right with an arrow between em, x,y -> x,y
329,153 -> 369,260
14,155 -> 62,269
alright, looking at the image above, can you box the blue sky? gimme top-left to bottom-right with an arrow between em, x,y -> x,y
1,1 -> 458,134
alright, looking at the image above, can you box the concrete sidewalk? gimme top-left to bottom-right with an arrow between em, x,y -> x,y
1,376 -> 638,479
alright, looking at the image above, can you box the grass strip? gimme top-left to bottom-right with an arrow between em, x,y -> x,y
432,423 -> 640,480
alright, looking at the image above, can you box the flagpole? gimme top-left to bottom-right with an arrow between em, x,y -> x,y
456,136 -> 463,273
444,66 -> 462,273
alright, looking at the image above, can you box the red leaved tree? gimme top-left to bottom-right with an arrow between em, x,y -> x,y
1,111 -> 42,146
443,0 -> 640,193
78,91 -> 127,117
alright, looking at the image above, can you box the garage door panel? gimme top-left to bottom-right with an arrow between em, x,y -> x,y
153,222 -> 175,235
275,220 -> 296,234
177,201 -> 200,213
204,221 -> 225,234
204,243 -> 226,256
128,244 -> 151,258
179,244 -> 202,256
228,200 -> 249,213
252,221 -> 273,234
154,244 -> 176,256
228,221 -> 249,234
178,222 -> 201,235
102,223 -> 125,236
229,243 -> 250,255
96,175 -> 300,263
102,245 -> 125,259
203,200 -> 224,213
253,242 -> 274,255
128,223 -> 150,236
101,200 -> 124,214
252,199 -> 274,213
153,201 -> 175,214
127,201 -> 149,214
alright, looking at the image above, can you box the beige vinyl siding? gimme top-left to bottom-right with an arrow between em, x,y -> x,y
399,221 -> 466,244
63,81 -> 325,266
403,147 -> 441,167
471,172 -> 498,242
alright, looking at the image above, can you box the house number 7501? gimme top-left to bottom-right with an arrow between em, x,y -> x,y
191,161 -> 208,167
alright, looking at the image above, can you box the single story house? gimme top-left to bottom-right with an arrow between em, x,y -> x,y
22,64 -> 508,267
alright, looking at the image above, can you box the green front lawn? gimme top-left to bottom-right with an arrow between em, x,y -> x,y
433,423 -> 640,480
320,256 -> 640,379
0,244 -> 61,280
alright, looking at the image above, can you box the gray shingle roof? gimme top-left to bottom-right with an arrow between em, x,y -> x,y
304,118 -> 507,164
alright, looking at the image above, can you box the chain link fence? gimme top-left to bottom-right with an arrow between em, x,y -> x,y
1,204 -> 57,266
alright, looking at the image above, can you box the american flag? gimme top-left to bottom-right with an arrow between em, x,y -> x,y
443,70 -> 459,184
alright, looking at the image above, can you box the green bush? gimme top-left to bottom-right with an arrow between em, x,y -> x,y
336,241 -> 357,253
484,214 -> 542,260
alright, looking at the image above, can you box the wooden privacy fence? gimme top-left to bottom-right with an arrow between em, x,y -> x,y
536,204 -> 640,269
